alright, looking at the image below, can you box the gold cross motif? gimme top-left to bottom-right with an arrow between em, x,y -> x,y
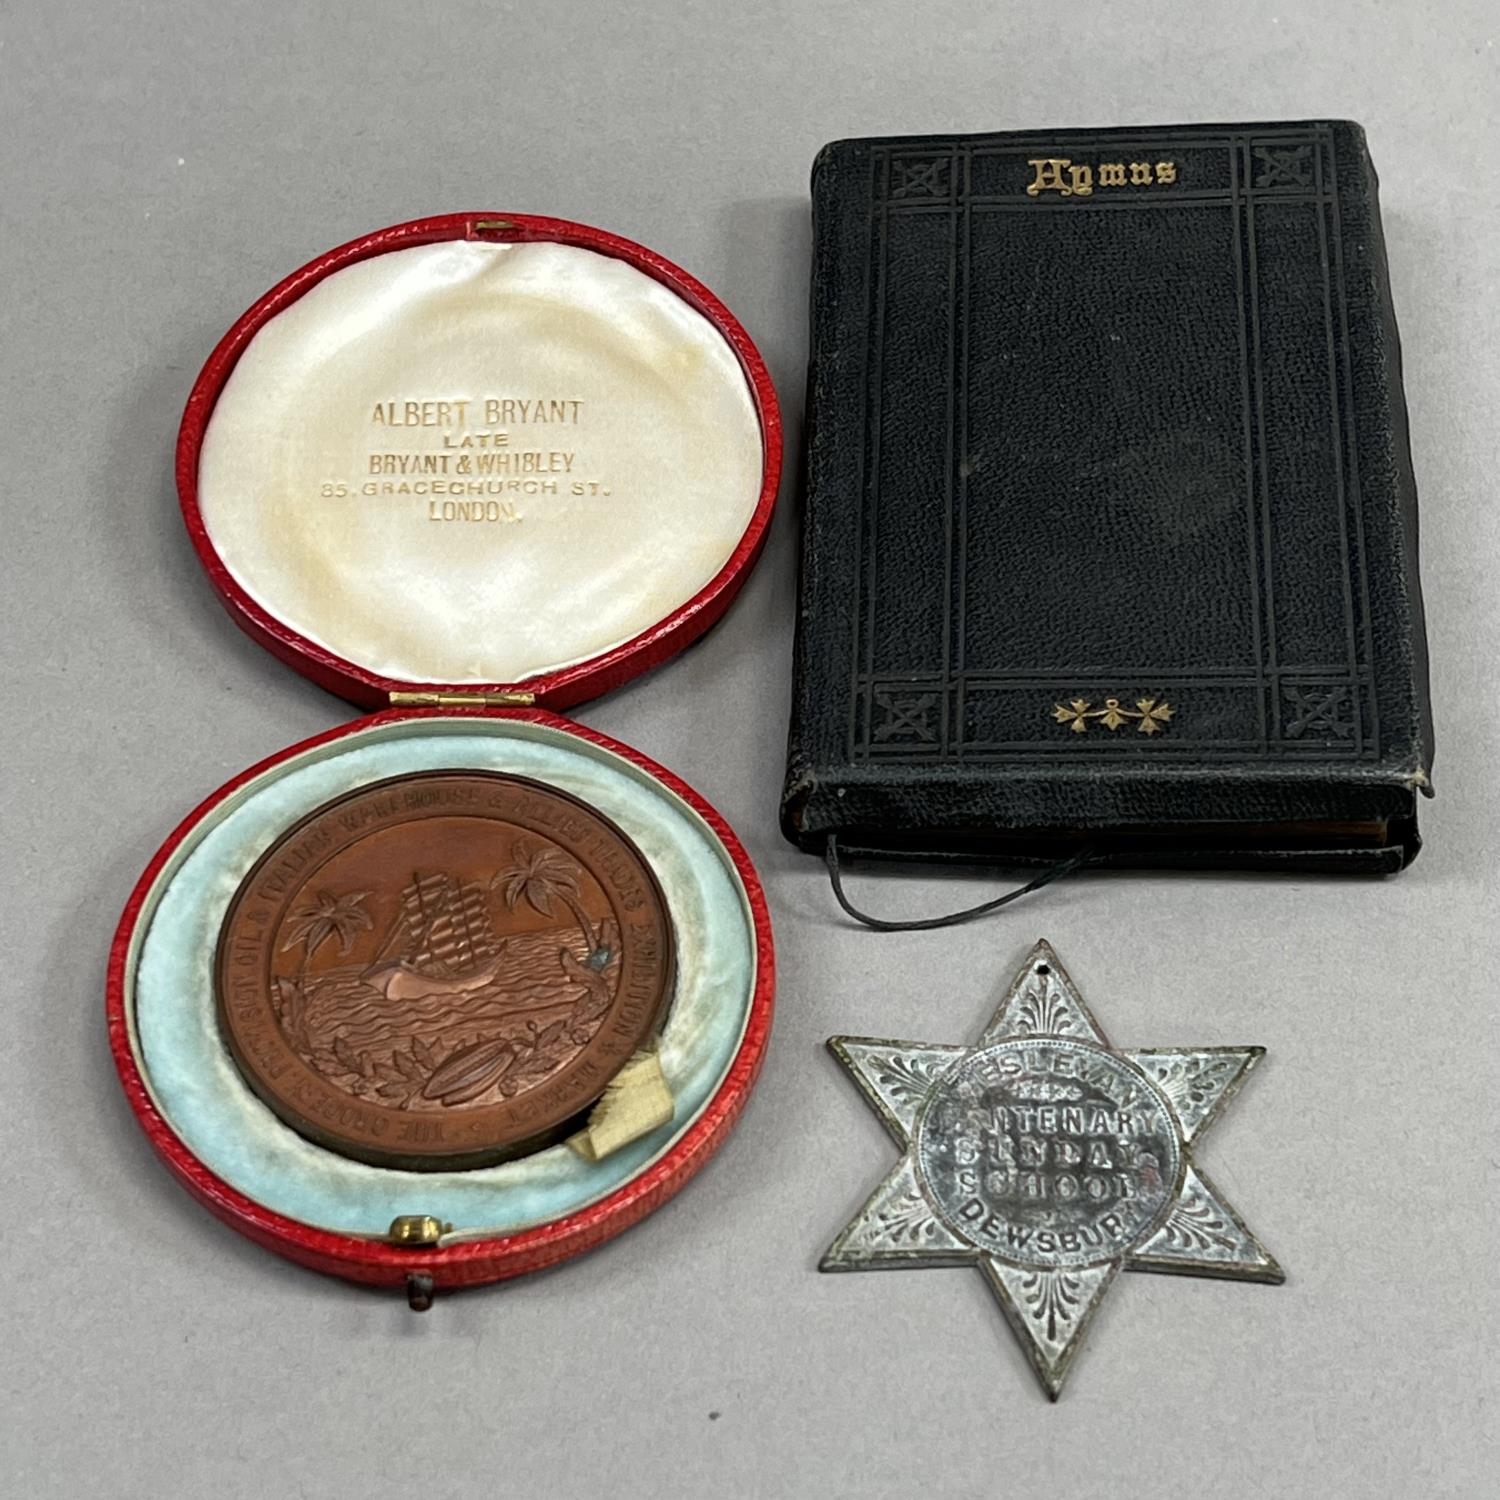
1051,696 -> 1174,735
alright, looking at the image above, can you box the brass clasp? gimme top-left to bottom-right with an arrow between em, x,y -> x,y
387,1214 -> 451,1247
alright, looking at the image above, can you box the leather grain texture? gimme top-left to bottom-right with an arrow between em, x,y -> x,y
783,122 -> 1433,872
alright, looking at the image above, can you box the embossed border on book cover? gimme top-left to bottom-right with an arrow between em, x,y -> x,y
845,127 -> 1378,767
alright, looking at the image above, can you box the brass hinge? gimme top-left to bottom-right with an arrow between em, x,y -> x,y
389,690 -> 536,708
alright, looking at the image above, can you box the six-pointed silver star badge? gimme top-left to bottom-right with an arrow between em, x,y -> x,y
821,940 -> 1284,1398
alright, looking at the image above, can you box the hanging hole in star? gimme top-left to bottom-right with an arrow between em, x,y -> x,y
1035,964 -> 1050,975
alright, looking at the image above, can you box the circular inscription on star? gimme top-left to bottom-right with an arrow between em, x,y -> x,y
914,1038 -> 1183,1269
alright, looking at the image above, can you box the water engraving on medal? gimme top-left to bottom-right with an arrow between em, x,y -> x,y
268,838 -> 620,1113
914,1039 -> 1181,1269
216,772 -> 674,1169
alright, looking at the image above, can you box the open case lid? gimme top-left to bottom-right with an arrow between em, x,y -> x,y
178,213 -> 782,708
117,216 -> 782,1296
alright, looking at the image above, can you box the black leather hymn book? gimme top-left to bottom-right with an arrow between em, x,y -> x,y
782,122 -> 1433,874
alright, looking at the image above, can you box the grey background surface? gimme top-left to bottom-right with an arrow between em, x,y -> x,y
2,2 -> 1495,1496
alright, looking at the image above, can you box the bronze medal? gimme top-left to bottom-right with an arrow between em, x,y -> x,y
215,772 -> 674,1170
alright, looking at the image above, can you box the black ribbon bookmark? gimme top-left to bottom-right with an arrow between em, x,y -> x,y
824,836 -> 1097,932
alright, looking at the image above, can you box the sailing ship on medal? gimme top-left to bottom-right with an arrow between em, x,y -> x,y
364,871 -> 515,1003
215,772 -> 674,1169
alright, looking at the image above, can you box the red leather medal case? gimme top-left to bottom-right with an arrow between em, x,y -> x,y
107,214 -> 781,1300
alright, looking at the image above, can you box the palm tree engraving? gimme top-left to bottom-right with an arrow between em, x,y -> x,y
279,890 -> 374,974
494,841 -> 611,970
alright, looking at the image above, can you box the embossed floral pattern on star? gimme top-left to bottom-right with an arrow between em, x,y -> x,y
821,941 -> 1283,1397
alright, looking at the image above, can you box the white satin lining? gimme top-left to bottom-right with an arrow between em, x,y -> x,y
198,240 -> 764,686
